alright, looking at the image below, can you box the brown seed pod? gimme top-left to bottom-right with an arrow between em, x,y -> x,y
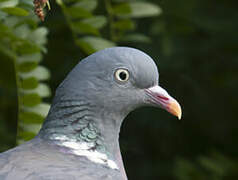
34,0 -> 49,21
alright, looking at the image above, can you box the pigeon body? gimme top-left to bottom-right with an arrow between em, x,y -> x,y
0,47 -> 181,180
0,138 -> 122,180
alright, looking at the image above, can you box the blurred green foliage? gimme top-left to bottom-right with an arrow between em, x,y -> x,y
0,0 -> 50,144
55,0 -> 161,54
175,152 -> 238,180
0,0 -> 238,179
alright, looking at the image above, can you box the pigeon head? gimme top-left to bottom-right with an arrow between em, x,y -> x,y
54,47 -> 181,120
40,47 -> 181,175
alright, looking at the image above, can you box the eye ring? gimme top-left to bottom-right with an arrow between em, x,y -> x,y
114,68 -> 130,83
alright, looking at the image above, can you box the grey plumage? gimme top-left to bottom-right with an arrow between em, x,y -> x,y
0,47 -> 182,180
0,138 -> 122,180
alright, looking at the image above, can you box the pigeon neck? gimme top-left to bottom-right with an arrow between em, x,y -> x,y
39,98 -> 126,176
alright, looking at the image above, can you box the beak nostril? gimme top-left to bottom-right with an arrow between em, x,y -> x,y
156,95 -> 169,101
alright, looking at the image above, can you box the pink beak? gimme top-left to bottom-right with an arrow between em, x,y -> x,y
145,85 -> 182,120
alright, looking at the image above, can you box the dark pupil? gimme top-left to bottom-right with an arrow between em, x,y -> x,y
119,72 -> 127,80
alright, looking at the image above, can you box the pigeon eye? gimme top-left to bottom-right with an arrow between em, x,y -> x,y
114,69 -> 130,82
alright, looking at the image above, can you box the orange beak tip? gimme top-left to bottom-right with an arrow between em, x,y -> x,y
168,100 -> 182,120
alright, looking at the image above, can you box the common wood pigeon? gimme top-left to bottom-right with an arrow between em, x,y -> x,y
0,47 -> 181,180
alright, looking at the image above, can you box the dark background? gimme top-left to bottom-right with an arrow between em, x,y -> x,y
1,0 -> 238,179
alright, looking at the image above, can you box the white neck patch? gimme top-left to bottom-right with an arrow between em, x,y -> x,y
53,135 -> 119,170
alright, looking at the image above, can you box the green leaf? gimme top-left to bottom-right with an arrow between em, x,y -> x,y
111,0 -> 128,2
55,0 -> 62,5
130,2 -> 162,18
82,16 -> 107,29
19,111 -> 44,124
20,123 -> 42,134
17,131 -> 36,141
0,23 -> 11,34
71,21 -> 100,36
18,61 -> 38,72
2,7 -> 28,16
0,41 -> 16,59
21,93 -> 41,107
120,33 -> 151,43
16,41 -> 41,54
74,0 -> 97,12
17,53 -> 42,63
3,16 -> 20,28
28,27 -> 48,46
13,24 -> 31,39
198,157 -> 225,176
22,83 -> 51,98
114,2 -> 162,18
23,103 -> 50,117
0,9 -> 7,20
0,0 -> 18,8
0,0 -> 12,2
66,6 -> 92,18
112,3 -> 131,15
113,19 -> 135,30
20,0 -> 34,7
21,77 -> 38,90
76,36 -> 116,54
19,66 -> 50,80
